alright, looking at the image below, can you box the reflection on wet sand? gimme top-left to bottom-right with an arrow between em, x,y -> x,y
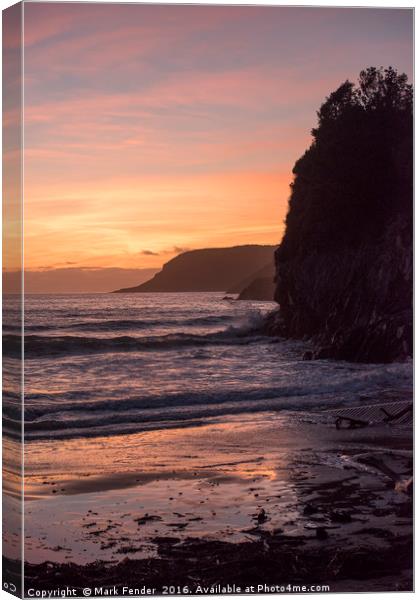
22,410 -> 412,587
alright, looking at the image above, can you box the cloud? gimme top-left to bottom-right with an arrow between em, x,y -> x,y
172,246 -> 191,255
21,4 -> 412,272
141,249 -> 160,256
23,169 -> 293,270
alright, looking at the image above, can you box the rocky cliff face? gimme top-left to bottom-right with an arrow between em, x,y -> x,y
265,68 -> 412,363
265,217 -> 412,362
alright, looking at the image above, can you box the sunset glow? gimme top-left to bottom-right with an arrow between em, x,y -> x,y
21,3 -> 413,273
3,4 -> 413,587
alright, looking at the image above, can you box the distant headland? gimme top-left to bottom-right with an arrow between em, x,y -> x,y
112,244 -> 276,298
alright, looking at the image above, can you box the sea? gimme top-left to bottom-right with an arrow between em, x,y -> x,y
3,292 -> 413,442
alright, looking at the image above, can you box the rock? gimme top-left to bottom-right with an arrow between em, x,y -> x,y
316,527 -> 328,540
257,509 -> 268,524
265,70 -> 412,364
268,218 -> 412,363
303,504 -> 318,515
314,347 -> 333,360
330,511 -> 352,523
395,477 -> 413,495
135,514 -> 162,525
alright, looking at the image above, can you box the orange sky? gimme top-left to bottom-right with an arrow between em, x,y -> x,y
18,3 -> 413,272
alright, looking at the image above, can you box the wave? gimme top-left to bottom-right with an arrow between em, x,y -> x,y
4,331 -> 268,359
4,310 -> 269,358
13,378 -> 411,441
5,359 -> 410,440
9,389 -> 358,440
4,314 -> 235,333
19,384 -> 310,421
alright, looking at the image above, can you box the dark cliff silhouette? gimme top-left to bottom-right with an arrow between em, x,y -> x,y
235,263 -> 275,301
113,245 -> 276,293
266,67 -> 412,362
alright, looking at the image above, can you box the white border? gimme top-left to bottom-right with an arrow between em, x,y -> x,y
0,2 -> 415,600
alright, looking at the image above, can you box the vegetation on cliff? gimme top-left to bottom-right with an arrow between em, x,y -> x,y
269,67 -> 412,362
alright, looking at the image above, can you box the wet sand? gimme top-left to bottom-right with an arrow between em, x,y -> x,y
15,409 -> 414,592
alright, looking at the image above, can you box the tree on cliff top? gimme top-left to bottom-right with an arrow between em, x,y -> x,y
279,67 -> 413,260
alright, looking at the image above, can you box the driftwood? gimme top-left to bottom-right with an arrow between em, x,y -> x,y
380,404 -> 413,423
358,455 -> 413,495
335,416 -> 369,430
335,402 -> 413,430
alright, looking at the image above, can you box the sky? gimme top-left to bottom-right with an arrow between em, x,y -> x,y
21,2 -> 413,275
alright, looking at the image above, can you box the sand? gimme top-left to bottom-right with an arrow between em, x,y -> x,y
5,409 -> 413,593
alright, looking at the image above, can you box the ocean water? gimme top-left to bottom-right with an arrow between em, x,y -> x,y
3,292 -> 412,441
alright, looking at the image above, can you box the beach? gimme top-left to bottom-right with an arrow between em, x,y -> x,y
21,406 -> 413,592
2,292 -> 413,593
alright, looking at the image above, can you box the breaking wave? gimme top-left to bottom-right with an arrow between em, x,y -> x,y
4,310 -> 269,358
3,292 -> 411,443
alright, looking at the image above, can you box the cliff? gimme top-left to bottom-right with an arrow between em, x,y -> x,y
266,218 -> 412,361
113,245 -> 276,293
238,276 -> 275,301
227,262 -> 274,294
236,263 -> 275,301
266,68 -> 412,363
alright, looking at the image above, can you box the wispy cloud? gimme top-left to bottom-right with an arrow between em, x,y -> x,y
172,246 -> 191,255
22,4 -> 413,271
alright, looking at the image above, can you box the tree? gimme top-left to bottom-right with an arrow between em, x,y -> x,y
279,67 -> 413,261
